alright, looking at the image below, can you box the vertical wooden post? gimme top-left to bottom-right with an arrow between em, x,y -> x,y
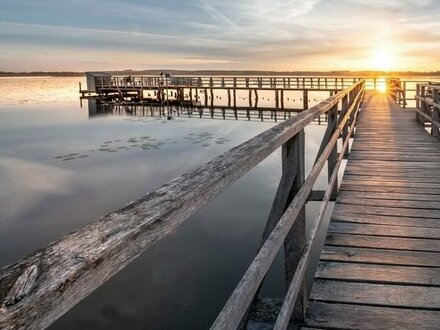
233,88 -> 237,108
227,89 -> 231,108
402,81 -> 407,108
204,88 -> 208,107
341,95 -> 349,157
328,104 -> 338,199
189,88 -> 193,106
210,88 -> 214,107
284,129 -> 306,323
303,90 -> 308,110
249,89 -> 252,108
281,90 -> 285,110
195,88 -> 199,104
254,90 -> 259,108
275,90 -> 279,110
433,88 -> 440,140
419,86 -> 426,125
259,130 -> 306,324
416,85 -> 420,110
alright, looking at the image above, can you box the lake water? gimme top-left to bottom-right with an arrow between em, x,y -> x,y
0,75 -> 418,329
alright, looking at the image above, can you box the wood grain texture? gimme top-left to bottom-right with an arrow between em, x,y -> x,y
326,233 -> 440,252
306,301 -> 440,330
306,91 -> 440,329
316,262 -> 440,286
310,279 -> 440,309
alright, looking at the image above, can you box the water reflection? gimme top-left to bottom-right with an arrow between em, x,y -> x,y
87,98 -> 330,123
0,77 -> 330,330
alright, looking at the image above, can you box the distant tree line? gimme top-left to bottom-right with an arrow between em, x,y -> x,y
1,70 -> 440,77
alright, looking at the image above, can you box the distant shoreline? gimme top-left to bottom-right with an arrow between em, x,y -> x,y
1,70 -> 440,77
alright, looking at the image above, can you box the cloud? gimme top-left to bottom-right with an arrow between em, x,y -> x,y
0,158 -> 74,218
0,0 -> 440,70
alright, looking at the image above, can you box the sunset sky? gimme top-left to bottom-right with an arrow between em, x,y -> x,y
1,0 -> 439,72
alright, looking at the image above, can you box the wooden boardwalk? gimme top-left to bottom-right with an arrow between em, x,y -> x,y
305,91 -> 440,329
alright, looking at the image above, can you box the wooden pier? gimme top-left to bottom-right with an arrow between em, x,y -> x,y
2,79 -> 440,329
304,91 -> 440,329
80,74 -> 362,111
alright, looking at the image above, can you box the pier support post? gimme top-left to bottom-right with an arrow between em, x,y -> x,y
254,90 -> 259,108
303,90 -> 309,110
204,88 -> 208,107
233,89 -> 237,108
249,89 -> 252,108
275,90 -> 279,110
228,89 -> 231,108
210,89 -> 214,107
281,90 -> 285,110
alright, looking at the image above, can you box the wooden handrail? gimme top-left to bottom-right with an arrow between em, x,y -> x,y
211,82 -> 364,330
416,83 -> 440,139
0,81 -> 364,330
274,86 -> 364,329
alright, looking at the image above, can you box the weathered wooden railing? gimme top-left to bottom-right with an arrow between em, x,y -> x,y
0,81 -> 364,330
388,78 -> 407,107
416,83 -> 440,139
94,75 -> 362,91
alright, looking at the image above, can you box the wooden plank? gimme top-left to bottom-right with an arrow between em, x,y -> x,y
329,222 -> 440,239
342,179 -> 440,189
343,170 -> 440,179
321,246 -> 440,267
336,196 -> 440,210
348,154 -> 440,161
310,280 -> 440,309
306,301 -> 440,330
326,233 -> 440,252
338,190 -> 440,202
316,261 -> 440,286
334,204 -> 440,219
344,174 -> 440,184
345,160 -> 440,168
332,210 -> 440,228
340,183 -> 440,195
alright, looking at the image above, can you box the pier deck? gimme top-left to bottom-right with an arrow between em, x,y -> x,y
304,92 -> 440,329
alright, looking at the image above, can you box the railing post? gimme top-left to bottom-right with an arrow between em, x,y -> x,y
328,104 -> 338,199
341,95 -> 349,157
433,88 -> 439,139
419,85 -> 426,126
283,129 -> 306,323
260,130 -> 306,324
402,81 -> 407,108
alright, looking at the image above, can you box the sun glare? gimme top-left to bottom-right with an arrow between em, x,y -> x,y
370,48 -> 393,71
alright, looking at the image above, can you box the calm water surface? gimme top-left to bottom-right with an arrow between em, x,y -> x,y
1,77 -> 339,329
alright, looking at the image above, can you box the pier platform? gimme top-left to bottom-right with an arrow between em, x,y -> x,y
304,92 -> 440,329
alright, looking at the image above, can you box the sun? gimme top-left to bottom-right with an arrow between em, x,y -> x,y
370,48 -> 393,71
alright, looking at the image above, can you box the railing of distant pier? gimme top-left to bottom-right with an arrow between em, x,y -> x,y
0,80 -> 365,330
415,83 -> 440,139
94,76 -> 363,90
